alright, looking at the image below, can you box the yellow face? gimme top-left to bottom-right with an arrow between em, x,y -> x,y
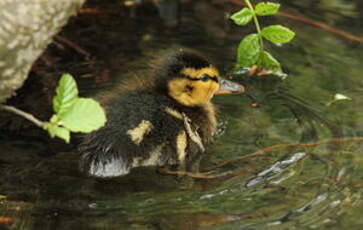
167,66 -> 221,107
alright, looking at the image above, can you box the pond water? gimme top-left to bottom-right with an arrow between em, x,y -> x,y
1,0 -> 363,229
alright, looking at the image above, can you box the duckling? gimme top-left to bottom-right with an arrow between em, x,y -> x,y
79,49 -> 244,177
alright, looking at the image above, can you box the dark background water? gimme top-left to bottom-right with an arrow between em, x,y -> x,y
1,0 -> 363,229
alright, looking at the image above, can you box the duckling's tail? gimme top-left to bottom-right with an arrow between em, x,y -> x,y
80,152 -> 131,177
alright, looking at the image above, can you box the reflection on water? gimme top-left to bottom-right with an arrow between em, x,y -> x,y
1,0 -> 363,229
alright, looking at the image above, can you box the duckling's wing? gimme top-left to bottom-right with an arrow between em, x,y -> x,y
79,91 -> 185,177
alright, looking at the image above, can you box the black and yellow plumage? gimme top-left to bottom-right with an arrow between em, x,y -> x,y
79,49 -> 244,177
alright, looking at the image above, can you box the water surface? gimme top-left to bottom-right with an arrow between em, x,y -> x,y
1,0 -> 363,229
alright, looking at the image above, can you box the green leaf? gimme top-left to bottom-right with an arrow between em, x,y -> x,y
230,8 -> 253,26
45,124 -> 71,143
236,34 -> 261,68
259,51 -> 287,78
259,51 -> 281,72
255,2 -> 280,16
60,98 -> 106,133
53,73 -> 79,117
49,114 -> 58,124
261,25 -> 295,44
44,123 -> 55,137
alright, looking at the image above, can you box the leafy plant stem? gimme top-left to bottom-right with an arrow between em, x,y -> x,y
0,104 -> 47,128
244,0 -> 264,49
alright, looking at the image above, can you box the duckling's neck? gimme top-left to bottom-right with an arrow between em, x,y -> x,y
153,82 -> 217,129
170,98 -> 218,143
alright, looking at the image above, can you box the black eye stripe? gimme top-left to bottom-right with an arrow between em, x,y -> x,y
185,76 -> 199,81
184,75 -> 218,82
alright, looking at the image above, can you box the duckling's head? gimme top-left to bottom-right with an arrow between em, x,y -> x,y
155,49 -> 245,107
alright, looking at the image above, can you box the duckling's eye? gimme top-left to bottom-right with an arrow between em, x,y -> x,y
199,74 -> 210,82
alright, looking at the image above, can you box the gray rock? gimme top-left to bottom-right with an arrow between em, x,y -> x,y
0,0 -> 85,103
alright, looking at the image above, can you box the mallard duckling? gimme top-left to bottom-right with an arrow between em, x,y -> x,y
79,49 -> 244,177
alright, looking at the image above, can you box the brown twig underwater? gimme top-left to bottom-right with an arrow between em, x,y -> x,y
54,35 -> 91,59
158,168 -> 234,179
160,137 -> 363,179
277,12 -> 363,43
216,137 -> 363,167
214,0 -> 363,43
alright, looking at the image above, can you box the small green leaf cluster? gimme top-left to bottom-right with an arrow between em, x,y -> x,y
230,1 -> 295,76
44,73 -> 106,143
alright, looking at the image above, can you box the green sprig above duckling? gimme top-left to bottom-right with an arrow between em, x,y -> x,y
230,1 -> 295,78
79,49 -> 244,177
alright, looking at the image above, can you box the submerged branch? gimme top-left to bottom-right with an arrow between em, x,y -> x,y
215,0 -> 363,43
213,137 -> 363,169
158,168 -> 233,179
278,12 -> 363,43
163,137 -> 363,179
54,35 -> 91,59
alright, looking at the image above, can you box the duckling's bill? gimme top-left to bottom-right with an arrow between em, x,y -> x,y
214,77 -> 245,95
